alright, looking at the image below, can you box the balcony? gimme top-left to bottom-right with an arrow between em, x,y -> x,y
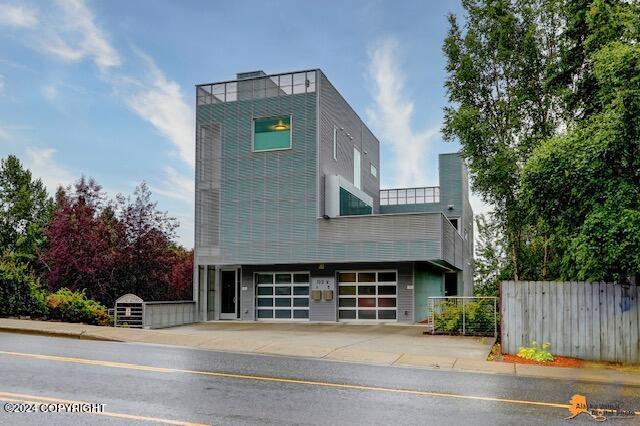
380,187 -> 440,206
197,70 -> 317,105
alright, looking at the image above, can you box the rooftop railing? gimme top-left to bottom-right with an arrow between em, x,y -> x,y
197,71 -> 317,105
379,187 -> 440,206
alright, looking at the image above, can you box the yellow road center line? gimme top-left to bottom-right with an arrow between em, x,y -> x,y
0,391 -> 209,425
0,350 -> 572,410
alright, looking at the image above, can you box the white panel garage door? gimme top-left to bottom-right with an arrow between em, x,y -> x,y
338,271 -> 397,321
255,272 -> 310,320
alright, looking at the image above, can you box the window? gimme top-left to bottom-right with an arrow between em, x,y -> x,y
339,187 -> 372,216
255,272 -> 309,320
370,163 -> 377,178
353,147 -> 361,189
449,218 -> 459,231
333,127 -> 337,160
338,271 -> 397,321
253,115 -> 291,151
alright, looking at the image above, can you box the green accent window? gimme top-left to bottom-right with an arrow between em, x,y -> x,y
253,115 -> 291,151
339,187 -> 372,216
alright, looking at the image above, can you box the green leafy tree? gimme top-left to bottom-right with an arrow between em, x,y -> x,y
474,213 -> 508,296
521,0 -> 640,282
442,0 -> 563,280
0,155 -> 54,266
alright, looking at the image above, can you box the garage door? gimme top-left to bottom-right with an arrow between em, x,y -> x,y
338,271 -> 397,321
255,272 -> 310,320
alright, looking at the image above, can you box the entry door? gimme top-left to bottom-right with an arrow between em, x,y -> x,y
220,269 -> 238,320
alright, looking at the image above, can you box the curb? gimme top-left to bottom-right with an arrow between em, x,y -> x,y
0,326 -> 123,342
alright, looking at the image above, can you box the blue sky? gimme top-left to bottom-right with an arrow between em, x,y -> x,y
0,0 -> 485,248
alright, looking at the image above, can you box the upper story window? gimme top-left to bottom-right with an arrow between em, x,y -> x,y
353,147 -> 361,189
253,115 -> 292,152
370,163 -> 377,178
340,187 -> 372,216
333,127 -> 338,160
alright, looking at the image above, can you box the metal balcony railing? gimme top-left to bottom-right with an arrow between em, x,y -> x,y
379,187 -> 440,206
197,70 -> 317,105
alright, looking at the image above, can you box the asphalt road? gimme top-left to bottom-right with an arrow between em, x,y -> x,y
0,332 -> 638,425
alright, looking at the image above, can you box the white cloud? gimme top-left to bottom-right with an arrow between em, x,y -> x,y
24,147 -> 74,194
41,84 -> 58,101
41,0 -> 120,69
366,37 -> 439,188
150,166 -> 194,203
117,51 -> 195,168
0,3 -> 38,27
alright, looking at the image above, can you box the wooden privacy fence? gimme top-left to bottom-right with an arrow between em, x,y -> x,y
501,281 -> 640,363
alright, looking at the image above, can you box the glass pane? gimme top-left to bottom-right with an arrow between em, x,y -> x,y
293,72 -> 306,86
257,298 -> 273,307
293,273 -> 309,283
358,310 -> 376,320
338,272 -> 356,282
293,298 -> 309,307
275,298 -> 291,307
293,309 -> 309,319
339,310 -> 356,319
378,298 -> 396,307
340,187 -> 372,216
339,286 -> 356,295
378,285 -> 396,295
275,273 -> 292,284
358,286 -> 376,295
254,116 -> 291,151
358,298 -> 376,307
275,287 -> 292,295
257,309 -> 273,318
306,71 -> 316,85
306,71 -> 316,92
358,273 -> 375,282
212,84 -> 224,95
257,274 -> 273,284
257,286 -> 273,295
378,310 -> 396,320
279,74 -> 292,94
275,309 -> 292,319
353,147 -> 361,189
339,298 -> 356,307
378,272 -> 396,282
293,286 -> 309,295
226,91 -> 237,102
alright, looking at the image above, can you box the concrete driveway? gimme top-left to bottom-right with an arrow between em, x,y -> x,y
151,322 -> 494,367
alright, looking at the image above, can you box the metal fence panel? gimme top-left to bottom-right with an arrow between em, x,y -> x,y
426,296 -> 498,337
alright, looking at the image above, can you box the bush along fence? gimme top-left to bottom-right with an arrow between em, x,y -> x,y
501,281 -> 640,363
426,297 -> 498,337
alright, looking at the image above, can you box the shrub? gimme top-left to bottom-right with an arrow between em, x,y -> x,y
517,341 -> 554,362
0,254 -> 47,318
46,288 -> 111,325
433,299 -> 497,335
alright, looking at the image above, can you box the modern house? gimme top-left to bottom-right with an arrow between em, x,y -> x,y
193,69 -> 473,323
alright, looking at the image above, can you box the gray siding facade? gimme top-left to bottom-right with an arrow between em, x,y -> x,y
193,68 -> 474,323
239,262 -> 415,322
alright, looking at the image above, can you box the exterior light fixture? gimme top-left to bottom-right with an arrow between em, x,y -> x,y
448,205 -> 454,210
273,120 -> 288,131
